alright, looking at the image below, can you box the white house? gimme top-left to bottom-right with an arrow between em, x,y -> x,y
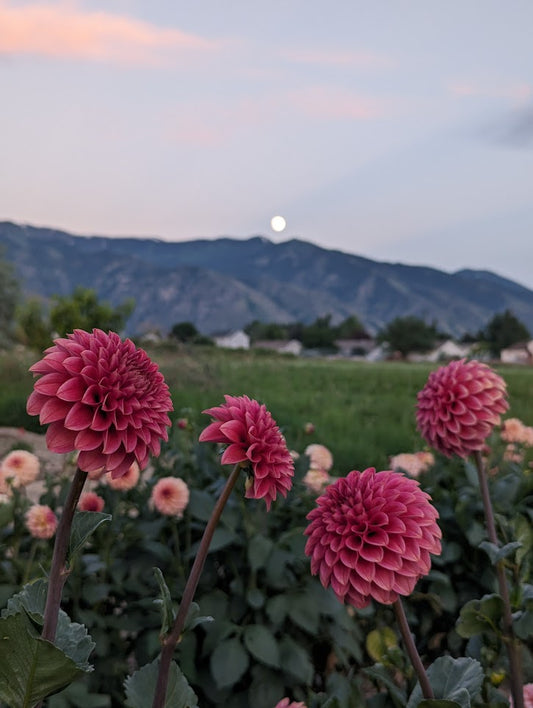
212,330 -> 250,350
500,341 -> 533,365
252,339 -> 303,356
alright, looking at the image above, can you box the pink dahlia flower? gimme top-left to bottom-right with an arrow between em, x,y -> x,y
199,394 -> 294,510
27,329 -> 173,478
274,699 -> 307,708
305,443 -> 333,472
0,450 -> 40,488
78,491 -> 105,512
107,461 -> 140,490
389,451 -> 435,478
26,504 -> 58,539
416,359 -> 508,458
303,468 -> 331,494
151,476 -> 190,517
305,468 -> 441,609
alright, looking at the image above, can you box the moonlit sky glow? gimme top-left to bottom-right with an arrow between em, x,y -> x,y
1,1 -> 533,287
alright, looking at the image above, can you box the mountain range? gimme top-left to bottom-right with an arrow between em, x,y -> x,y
1,220 -> 533,338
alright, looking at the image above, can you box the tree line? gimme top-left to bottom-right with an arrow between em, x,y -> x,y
0,249 -> 530,356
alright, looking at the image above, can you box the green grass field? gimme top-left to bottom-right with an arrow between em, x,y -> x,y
2,344 -> 533,473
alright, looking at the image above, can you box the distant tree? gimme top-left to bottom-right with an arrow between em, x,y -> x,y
16,297 -> 52,351
245,320 -> 288,342
479,309 -> 530,356
300,314 -> 337,349
377,316 -> 438,356
170,321 -> 199,342
334,315 -> 368,339
49,287 -> 134,337
0,248 -> 19,344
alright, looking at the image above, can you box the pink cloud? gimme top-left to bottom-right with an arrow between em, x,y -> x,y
289,86 -> 388,121
0,0 -> 221,65
449,80 -> 532,104
281,47 -> 392,69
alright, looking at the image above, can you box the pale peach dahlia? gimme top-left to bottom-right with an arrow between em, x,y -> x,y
199,394 -> 294,510
0,449 -> 40,487
417,359 -> 508,458
151,477 -> 190,517
305,468 -> 441,609
27,329 -> 173,478
25,504 -> 58,539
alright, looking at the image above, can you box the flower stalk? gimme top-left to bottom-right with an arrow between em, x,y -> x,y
393,598 -> 434,699
473,451 -> 524,708
152,462 -> 242,708
42,466 -> 88,641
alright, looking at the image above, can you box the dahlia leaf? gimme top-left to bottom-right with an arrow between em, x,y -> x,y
153,567 -> 175,637
248,534 -> 274,572
0,612 -> 83,707
279,635 -> 313,684
415,701 -> 463,707
407,656 -> 483,708
478,540 -> 522,565
69,511 -> 112,561
247,665 -> 285,708
210,637 -> 249,689
513,609 -> 533,640
183,602 -> 214,632
456,595 -> 504,639
243,624 -> 280,668
188,489 -> 216,522
124,658 -> 198,708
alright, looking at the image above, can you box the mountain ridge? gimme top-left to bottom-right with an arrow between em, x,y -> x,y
1,220 -> 532,338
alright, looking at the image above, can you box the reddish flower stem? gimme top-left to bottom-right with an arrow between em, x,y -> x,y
41,466 -> 88,642
152,463 -> 242,708
473,451 -> 524,708
393,598 -> 434,699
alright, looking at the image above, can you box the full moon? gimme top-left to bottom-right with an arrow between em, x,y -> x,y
270,215 -> 286,233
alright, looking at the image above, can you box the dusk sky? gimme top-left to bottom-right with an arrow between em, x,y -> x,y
2,1 -> 533,287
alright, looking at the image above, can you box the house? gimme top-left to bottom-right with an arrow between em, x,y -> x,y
500,341 -> 533,365
212,330 -> 250,350
252,339 -> 303,356
334,338 -> 376,358
407,339 -> 472,363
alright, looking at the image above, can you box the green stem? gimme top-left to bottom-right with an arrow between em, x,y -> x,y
151,463 -> 242,708
473,451 -> 523,708
41,466 -> 87,642
393,598 -> 434,699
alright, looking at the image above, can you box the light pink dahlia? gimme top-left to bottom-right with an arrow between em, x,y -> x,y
305,468 -> 441,609
151,476 -> 190,517
107,461 -> 140,490
78,491 -> 105,512
25,504 -> 58,539
416,359 -> 508,458
26,329 -> 173,478
274,699 -> 307,708
0,450 -> 40,487
199,394 -> 294,510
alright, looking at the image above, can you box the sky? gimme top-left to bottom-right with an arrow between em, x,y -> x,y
1,1 -> 533,288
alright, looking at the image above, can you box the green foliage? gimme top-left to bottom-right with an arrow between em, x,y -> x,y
49,286 -> 134,337
170,321 -> 199,342
479,309 -> 530,356
407,657 -> 484,708
0,247 -> 19,344
124,659 -> 198,708
377,316 -> 439,356
15,296 -> 53,351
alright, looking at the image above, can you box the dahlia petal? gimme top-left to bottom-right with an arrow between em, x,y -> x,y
75,428 -> 103,451
26,390 -> 49,416
92,408 -> 113,431
64,402 -> 95,431
219,420 -> 247,443
221,444 -> 247,465
38,397 -> 71,424
34,372 -> 66,396
45,422 -> 77,453
78,449 -> 107,472
56,376 -> 86,402
198,422 -> 225,442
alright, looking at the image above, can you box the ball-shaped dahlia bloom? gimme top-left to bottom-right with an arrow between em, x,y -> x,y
25,504 -> 58,539
416,358 -> 508,458
199,394 -> 294,510
27,329 -> 173,478
78,491 -> 105,512
305,468 -> 441,609
107,461 -> 140,490
0,450 -> 40,488
151,476 -> 190,517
